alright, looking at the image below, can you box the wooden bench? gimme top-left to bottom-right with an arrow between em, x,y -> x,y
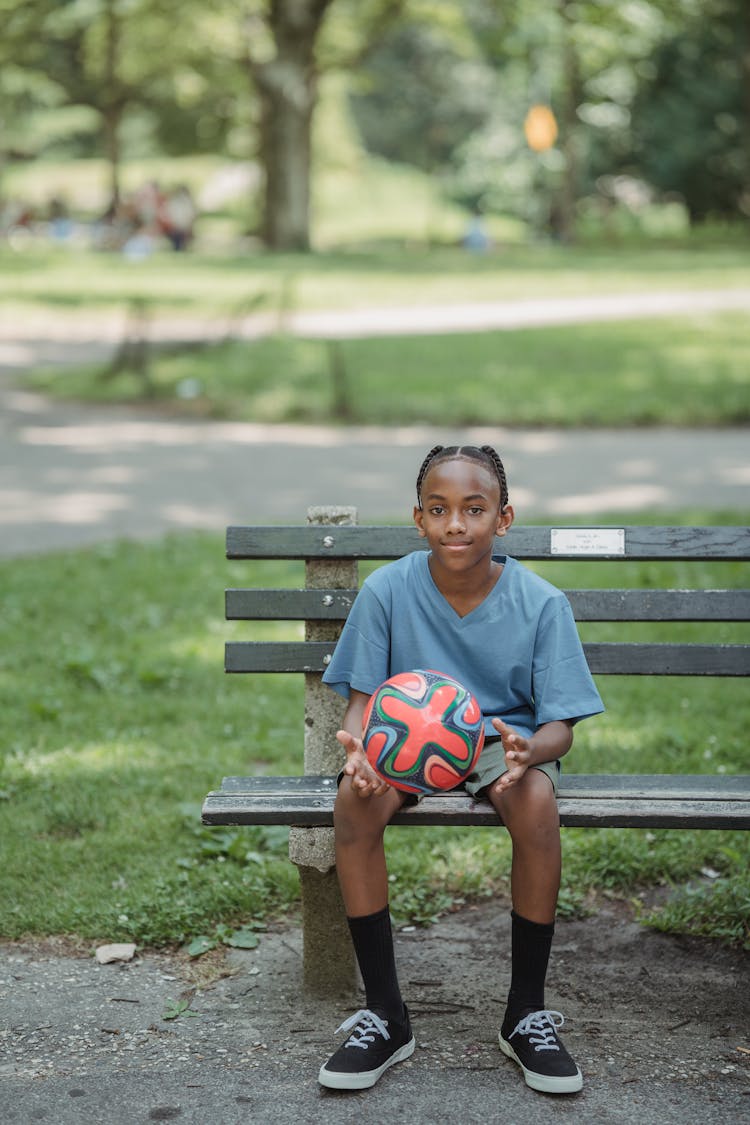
202,509 -> 750,993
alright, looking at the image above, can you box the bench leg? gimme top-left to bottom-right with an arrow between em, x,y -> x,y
298,507 -> 359,995
299,866 -> 356,996
290,826 -> 356,996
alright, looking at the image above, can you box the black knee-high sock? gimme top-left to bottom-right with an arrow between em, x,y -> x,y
503,909 -> 555,1031
347,906 -> 404,1022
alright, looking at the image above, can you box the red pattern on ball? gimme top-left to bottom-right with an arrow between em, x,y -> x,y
362,669 -> 485,795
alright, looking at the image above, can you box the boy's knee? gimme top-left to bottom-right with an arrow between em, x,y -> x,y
492,769 -> 560,837
333,781 -> 359,835
333,780 -> 390,844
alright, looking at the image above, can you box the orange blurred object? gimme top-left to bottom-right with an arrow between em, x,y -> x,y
524,104 -> 558,152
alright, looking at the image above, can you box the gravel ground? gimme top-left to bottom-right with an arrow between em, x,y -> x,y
3,896 -> 748,1124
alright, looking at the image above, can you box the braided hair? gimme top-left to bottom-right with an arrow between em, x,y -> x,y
415,445 -> 509,510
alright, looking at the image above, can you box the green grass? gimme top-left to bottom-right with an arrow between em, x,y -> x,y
0,514 -> 748,950
30,310 -> 750,427
8,231 -> 750,430
3,241 -> 750,321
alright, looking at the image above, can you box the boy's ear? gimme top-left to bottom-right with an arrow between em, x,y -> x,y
496,504 -> 515,537
413,505 -> 427,536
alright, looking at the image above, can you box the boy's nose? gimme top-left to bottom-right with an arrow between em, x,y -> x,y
447,512 -> 466,532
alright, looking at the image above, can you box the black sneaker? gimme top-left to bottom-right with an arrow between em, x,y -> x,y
499,1009 -> 582,1094
318,1006 -> 415,1090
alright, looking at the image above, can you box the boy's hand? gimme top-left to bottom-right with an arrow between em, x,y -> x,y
491,718 -> 532,792
336,730 -> 392,798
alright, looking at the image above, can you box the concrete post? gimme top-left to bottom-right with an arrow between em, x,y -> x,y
288,505 -> 358,997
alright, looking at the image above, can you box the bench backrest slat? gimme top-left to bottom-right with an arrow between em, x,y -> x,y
226,524 -> 748,683
225,640 -> 750,677
226,587 -> 750,623
227,524 -> 750,561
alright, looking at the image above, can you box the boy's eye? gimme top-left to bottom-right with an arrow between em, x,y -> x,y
429,506 -> 445,515
468,507 -> 484,516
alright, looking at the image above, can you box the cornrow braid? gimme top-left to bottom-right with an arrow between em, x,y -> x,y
415,444 -> 509,510
478,444 -> 509,510
415,444 -> 445,508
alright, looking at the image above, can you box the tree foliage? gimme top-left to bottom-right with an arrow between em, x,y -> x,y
628,0 -> 750,222
348,21 -> 494,173
1,0 -> 747,243
348,0 -> 750,230
0,0 -> 237,199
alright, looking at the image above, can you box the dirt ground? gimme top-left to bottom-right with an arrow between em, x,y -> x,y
2,896 -> 749,1124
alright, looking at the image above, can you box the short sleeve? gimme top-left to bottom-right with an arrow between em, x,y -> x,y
321,582 -> 391,700
532,598 -> 604,727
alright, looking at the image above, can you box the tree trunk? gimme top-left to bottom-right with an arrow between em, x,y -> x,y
556,0 -> 582,243
103,107 -> 122,210
103,0 -> 122,209
252,0 -> 334,251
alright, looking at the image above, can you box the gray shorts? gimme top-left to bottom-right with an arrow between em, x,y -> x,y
338,736 -> 560,803
463,736 -> 560,798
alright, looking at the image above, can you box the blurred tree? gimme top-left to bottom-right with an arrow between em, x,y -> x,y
628,0 -> 750,223
1,0 -> 411,248
345,0 -> 588,235
0,0 -> 215,207
347,0 -> 750,238
241,0 -> 335,251
239,0 -> 410,250
348,20 -> 493,173
0,1 -> 63,183
4,0 -> 746,244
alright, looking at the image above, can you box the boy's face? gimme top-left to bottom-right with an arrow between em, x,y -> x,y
413,457 -> 513,572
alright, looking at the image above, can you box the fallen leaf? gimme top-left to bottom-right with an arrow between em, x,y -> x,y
225,928 -> 259,950
187,935 -> 216,958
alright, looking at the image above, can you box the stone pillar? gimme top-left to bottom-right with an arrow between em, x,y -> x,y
288,505 -> 358,996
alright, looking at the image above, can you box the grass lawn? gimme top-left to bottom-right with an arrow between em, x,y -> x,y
2,241 -> 750,323
29,310 -> 750,427
1,514 -> 748,952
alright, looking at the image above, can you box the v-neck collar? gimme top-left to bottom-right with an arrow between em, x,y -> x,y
421,552 -> 509,623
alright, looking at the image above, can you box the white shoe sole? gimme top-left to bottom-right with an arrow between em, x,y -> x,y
498,1033 -> 583,1094
318,1036 -> 416,1090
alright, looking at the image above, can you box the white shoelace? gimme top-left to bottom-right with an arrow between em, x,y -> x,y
335,1009 -> 391,1051
509,1009 -> 565,1053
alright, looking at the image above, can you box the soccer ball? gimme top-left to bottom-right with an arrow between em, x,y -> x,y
362,669 -> 485,796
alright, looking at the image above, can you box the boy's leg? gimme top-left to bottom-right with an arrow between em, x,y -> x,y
333,777 -> 404,917
489,770 -> 560,1021
334,778 -> 408,1017
488,770 -> 583,1094
318,780 -> 415,1090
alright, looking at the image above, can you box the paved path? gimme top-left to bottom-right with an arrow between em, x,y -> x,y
2,289 -> 750,369
0,291 -> 748,556
1,383 -> 748,557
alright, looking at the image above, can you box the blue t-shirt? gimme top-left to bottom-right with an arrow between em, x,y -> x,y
322,551 -> 604,739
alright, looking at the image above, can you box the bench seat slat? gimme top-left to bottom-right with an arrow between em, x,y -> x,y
201,774 -> 750,831
227,525 -> 750,561
226,587 -> 750,622
225,641 -> 750,676
215,774 -> 750,800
